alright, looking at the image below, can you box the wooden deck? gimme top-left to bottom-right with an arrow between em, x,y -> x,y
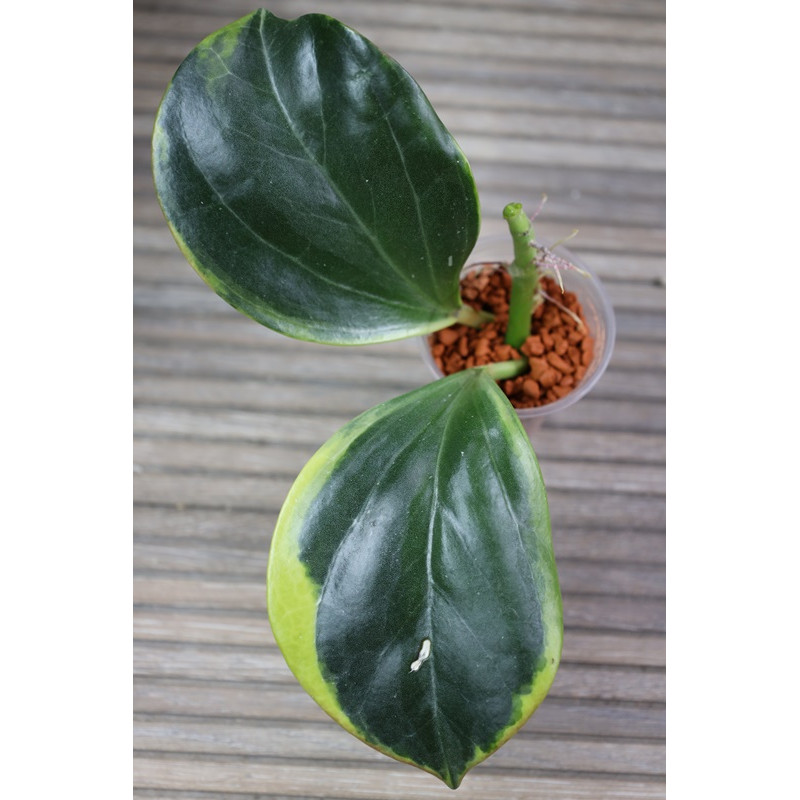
133,1 -> 665,797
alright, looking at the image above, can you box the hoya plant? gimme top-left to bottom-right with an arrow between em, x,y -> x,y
153,8 -> 562,789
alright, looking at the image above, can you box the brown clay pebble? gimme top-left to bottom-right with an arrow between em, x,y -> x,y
521,335 -> 544,357
538,368 -> 560,389
528,357 -> 550,381
542,310 -> 560,330
522,379 -> 541,399
547,352 -> 573,374
567,346 -> 581,366
495,344 -> 515,361
552,384 -> 572,399
426,268 -> 594,409
445,354 -> 463,372
568,329 -> 583,345
438,328 -> 459,346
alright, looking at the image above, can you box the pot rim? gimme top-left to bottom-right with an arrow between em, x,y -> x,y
418,236 -> 616,420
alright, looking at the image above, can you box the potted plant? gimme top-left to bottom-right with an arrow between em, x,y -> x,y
419,211 -> 616,436
152,8 -> 613,789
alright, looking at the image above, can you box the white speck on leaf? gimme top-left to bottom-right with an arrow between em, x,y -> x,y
410,638 -> 431,672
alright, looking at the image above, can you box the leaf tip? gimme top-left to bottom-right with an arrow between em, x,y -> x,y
442,767 -> 465,790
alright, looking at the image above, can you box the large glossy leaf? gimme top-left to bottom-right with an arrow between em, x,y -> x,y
153,10 -> 480,344
267,369 -> 562,788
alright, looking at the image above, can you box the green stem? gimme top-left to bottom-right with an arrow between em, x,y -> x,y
484,358 -> 529,381
503,202 -> 542,349
506,274 -> 539,349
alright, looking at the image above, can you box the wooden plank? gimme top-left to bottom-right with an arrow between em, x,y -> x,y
133,223 -> 665,268
134,173 -> 664,242
133,2 -> 665,42
131,236 -> 665,284
133,716 -> 664,776
134,179 -> 663,234
133,7 -> 664,63
132,536 -> 663,596
132,376 -> 665,434
132,577 -> 663,635
129,331 -> 665,398
136,124 -> 664,184
351,27 -> 663,69
554,529 -> 664,564
131,341 -> 664,401
132,296 -> 665,348
132,642 -> 662,703
565,595 -> 663,633
132,457 -> 664,498
134,216 -> 664,257
132,407 -> 665,467
130,623 -> 663,673
133,29 -> 666,92
133,438 -> 664,495
132,475 -> 665,530
135,147 -> 666,220
134,0 -> 665,22
458,133 -> 663,172
134,53 -> 662,117
136,60 -> 663,114
133,678 -> 664,741
133,625 -> 664,669
134,610 -> 271,647
477,190 -> 663,232
133,505 -> 665,563
132,302 -> 641,360
128,366 -> 662,411
133,506 -> 269,544
436,107 -> 664,146
133,755 -> 664,799
134,589 -> 664,651
547,397 -> 664,434
563,630 -> 664,666
132,302 -> 665,368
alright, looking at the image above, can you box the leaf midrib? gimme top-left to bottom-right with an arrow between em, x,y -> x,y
424,375 -> 484,785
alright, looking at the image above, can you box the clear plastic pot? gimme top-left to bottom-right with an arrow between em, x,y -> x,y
418,235 -> 616,436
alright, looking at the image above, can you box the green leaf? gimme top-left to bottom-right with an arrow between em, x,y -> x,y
153,10 -> 480,344
267,370 -> 562,788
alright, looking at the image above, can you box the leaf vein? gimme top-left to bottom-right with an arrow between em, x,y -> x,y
255,11 -> 437,309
